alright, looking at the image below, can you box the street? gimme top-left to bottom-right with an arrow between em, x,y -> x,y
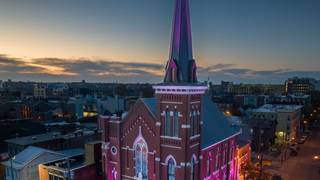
277,121 -> 320,180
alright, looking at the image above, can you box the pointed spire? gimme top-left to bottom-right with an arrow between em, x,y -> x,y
164,0 -> 197,83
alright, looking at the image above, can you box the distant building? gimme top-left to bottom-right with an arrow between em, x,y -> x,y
6,130 -> 100,157
235,140 -> 251,180
2,146 -> 68,180
46,83 -> 68,99
285,77 -> 318,95
97,96 -> 125,115
38,147 -> 101,180
234,95 -> 267,108
269,94 -> 311,106
231,84 -> 283,95
34,84 -> 47,99
251,104 -> 303,144
221,81 -> 233,94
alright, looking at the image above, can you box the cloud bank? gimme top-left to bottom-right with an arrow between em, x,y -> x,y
0,54 -> 319,83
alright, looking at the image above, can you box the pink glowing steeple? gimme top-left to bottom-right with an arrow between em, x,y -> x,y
164,0 -> 197,83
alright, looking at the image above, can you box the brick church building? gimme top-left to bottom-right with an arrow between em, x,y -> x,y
99,0 -> 240,179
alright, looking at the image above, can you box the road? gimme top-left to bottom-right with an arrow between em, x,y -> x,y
278,121 -> 320,180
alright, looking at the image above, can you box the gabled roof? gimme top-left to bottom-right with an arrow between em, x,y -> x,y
141,98 -> 158,117
201,96 -> 240,149
2,146 -> 65,169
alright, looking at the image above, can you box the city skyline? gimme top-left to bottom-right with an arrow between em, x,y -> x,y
0,0 -> 320,83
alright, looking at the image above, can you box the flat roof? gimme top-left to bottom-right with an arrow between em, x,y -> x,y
252,104 -> 303,113
5,132 -> 62,146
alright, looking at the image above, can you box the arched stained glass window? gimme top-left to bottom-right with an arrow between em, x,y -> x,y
134,138 -> 148,179
168,158 -> 175,180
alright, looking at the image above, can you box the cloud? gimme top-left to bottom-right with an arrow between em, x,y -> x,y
0,54 -> 319,83
0,54 -> 165,82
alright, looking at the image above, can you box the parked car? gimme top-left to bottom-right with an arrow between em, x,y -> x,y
272,175 -> 283,180
290,149 -> 298,156
290,143 -> 299,150
298,138 -> 305,144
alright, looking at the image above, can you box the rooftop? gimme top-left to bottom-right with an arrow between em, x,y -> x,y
1,146 -> 66,169
5,132 -> 62,146
252,104 -> 303,113
201,96 -> 240,149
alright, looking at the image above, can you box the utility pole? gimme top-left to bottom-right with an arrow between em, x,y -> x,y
258,128 -> 264,180
10,156 -> 15,180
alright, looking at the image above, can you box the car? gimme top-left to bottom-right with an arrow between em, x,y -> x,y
298,139 -> 305,144
290,143 -> 299,151
272,175 -> 283,180
270,147 -> 278,152
290,150 -> 298,156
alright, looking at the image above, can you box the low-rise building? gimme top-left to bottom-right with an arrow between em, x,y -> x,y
250,104 -> 303,144
285,77 -> 318,95
34,84 -> 47,99
269,94 -> 311,106
38,148 -> 101,180
2,146 -> 68,180
235,140 -> 251,180
6,130 -> 100,157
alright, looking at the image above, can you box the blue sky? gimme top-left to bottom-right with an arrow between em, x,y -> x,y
0,0 -> 319,83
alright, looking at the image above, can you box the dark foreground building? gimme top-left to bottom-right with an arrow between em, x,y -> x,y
99,0 -> 240,179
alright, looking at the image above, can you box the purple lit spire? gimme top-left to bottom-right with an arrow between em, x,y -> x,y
164,0 -> 197,83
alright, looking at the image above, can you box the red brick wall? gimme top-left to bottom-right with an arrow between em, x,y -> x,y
201,136 -> 238,180
74,164 -> 102,180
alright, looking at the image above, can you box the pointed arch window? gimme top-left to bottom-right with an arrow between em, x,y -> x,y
173,110 -> 179,137
164,110 -> 171,136
190,110 -> 198,136
206,153 -> 212,176
193,111 -> 198,135
167,158 -> 176,180
215,152 -> 219,170
134,138 -> 148,179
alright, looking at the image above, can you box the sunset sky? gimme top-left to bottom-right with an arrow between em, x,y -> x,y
0,0 -> 319,83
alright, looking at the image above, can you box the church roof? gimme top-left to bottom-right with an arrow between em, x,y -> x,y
201,96 -> 240,149
141,98 -> 158,117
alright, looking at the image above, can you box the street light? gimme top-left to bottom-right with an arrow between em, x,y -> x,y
313,155 -> 319,160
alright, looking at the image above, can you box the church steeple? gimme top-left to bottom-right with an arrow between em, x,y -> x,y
164,0 -> 197,83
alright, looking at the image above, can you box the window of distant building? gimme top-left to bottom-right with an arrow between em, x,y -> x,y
167,158 -> 176,180
134,138 -> 148,179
